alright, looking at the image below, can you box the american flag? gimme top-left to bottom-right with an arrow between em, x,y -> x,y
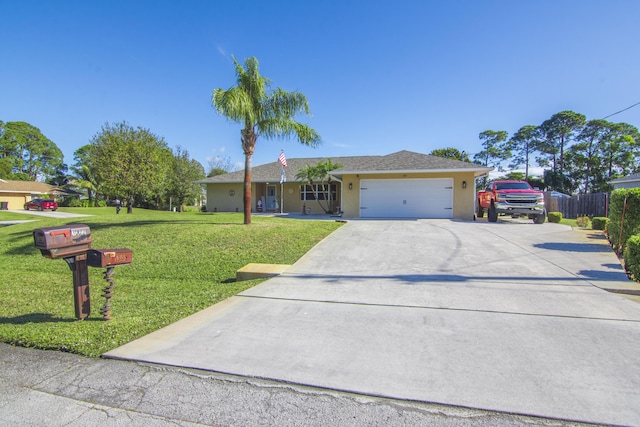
279,151 -> 287,183
278,151 -> 287,167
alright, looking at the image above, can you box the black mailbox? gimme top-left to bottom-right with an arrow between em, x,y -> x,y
33,224 -> 92,259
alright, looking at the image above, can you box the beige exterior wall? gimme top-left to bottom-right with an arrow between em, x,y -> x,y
206,182 -> 342,214
0,193 -> 48,210
205,172 -> 478,220
206,184 -> 245,212
339,172 -> 477,220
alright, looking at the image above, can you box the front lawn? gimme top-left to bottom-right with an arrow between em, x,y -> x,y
0,208 -> 342,357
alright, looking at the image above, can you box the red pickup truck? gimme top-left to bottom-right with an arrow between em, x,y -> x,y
476,180 -> 546,224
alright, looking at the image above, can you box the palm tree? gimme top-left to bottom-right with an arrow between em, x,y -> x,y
71,144 -> 100,206
212,56 -> 321,224
295,159 -> 341,214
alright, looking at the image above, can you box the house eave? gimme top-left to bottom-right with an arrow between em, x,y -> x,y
332,168 -> 493,175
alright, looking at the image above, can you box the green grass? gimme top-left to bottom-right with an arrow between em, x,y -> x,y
559,218 -> 578,227
0,208 -> 343,357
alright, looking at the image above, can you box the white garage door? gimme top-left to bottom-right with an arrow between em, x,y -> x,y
359,178 -> 453,218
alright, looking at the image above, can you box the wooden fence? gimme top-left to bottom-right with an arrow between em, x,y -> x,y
545,192 -> 609,219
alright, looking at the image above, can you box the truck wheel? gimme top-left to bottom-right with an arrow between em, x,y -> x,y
488,203 -> 498,222
533,210 -> 546,224
476,201 -> 484,218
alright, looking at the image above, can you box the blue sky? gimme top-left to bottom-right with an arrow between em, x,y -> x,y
2,0 -> 639,176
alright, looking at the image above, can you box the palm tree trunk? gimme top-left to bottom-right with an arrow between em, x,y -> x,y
241,128 -> 257,225
243,152 -> 252,224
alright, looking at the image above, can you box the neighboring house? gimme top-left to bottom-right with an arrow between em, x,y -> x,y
0,179 -> 71,210
196,150 -> 492,220
609,173 -> 640,190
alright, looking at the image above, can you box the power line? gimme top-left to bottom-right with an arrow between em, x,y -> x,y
602,101 -> 640,119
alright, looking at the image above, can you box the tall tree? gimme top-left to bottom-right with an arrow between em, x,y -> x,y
507,125 -> 540,181
429,147 -> 470,162
537,111 -> 586,178
568,119 -> 613,193
91,121 -> 172,213
212,56 -> 321,224
167,146 -> 206,212
604,122 -> 640,178
71,144 -> 100,206
207,155 -> 236,177
0,121 -> 65,181
473,130 -> 509,169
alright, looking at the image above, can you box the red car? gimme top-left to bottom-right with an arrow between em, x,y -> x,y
24,198 -> 58,211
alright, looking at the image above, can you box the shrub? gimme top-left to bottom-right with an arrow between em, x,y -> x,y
67,198 -> 83,207
576,216 -> 590,228
96,200 -> 107,207
608,188 -> 640,253
624,234 -> 640,281
592,217 -> 608,231
547,212 -> 562,223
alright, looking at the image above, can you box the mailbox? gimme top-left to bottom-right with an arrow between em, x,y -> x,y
33,224 -> 132,321
33,224 -> 92,259
87,249 -> 133,268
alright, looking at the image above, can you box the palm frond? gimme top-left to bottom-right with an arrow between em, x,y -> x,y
258,119 -> 321,147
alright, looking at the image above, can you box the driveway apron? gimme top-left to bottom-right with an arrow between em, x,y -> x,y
105,220 -> 640,426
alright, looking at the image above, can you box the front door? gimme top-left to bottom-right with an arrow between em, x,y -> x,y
266,185 -> 277,211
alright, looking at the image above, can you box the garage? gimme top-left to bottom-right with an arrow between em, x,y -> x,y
359,178 -> 453,218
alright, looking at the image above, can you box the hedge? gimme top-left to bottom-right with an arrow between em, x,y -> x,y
547,212 -> 562,223
625,235 -> 640,281
592,217 -> 608,231
607,188 -> 640,254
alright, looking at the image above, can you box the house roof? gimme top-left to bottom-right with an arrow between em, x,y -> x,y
0,180 -> 79,196
609,173 -> 640,184
196,150 -> 492,184
0,180 -> 55,194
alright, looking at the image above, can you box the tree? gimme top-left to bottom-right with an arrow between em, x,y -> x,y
537,111 -> 586,181
91,121 -> 172,213
71,144 -> 100,206
0,121 -> 65,181
167,146 -> 205,212
473,130 -> 510,169
295,159 -> 342,214
568,119 -> 613,193
429,147 -> 470,162
604,122 -> 640,178
507,125 -> 540,181
212,56 -> 321,224
207,155 -> 236,177
473,130 -> 509,186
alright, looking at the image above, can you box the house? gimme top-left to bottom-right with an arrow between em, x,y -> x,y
196,150 -> 492,220
0,179 -> 69,210
609,173 -> 640,190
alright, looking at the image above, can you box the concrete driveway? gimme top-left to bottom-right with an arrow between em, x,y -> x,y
105,219 -> 640,426
5,209 -> 92,219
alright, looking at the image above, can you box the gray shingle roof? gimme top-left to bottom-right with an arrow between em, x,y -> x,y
196,150 -> 491,183
609,173 -> 640,184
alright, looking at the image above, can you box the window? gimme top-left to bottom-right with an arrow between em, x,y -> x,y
300,184 -> 337,201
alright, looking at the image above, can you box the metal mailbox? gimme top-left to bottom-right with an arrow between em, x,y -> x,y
33,224 -> 132,321
87,249 -> 133,268
33,224 -> 92,259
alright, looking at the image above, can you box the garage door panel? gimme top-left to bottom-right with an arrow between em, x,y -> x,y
360,179 -> 453,218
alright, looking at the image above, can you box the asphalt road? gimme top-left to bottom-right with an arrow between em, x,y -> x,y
0,342 -> 600,427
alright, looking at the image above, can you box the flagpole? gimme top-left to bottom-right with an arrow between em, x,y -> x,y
278,150 -> 287,215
